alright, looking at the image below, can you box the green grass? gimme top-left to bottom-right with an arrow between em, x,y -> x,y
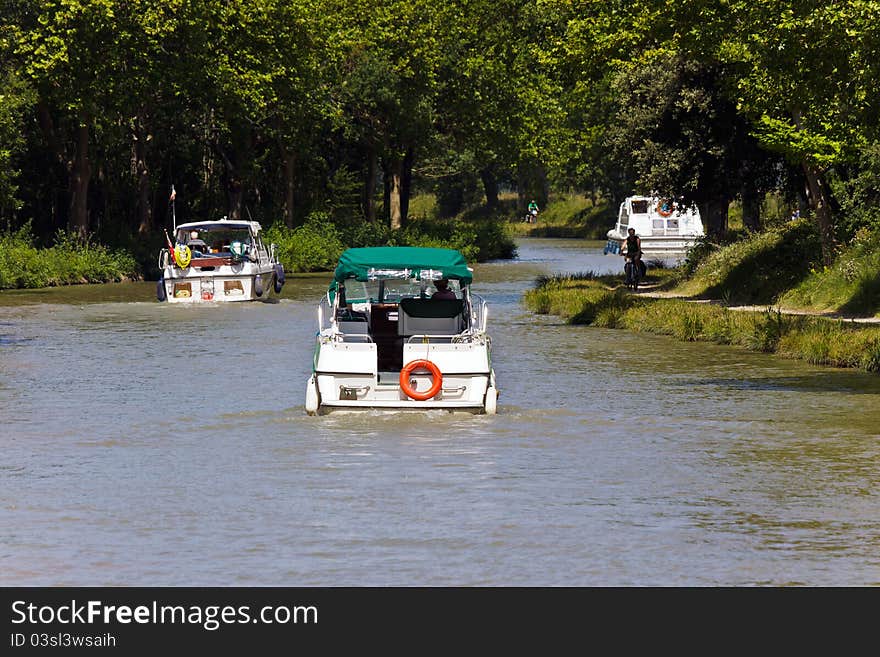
778,228 -> 880,317
524,275 -> 880,373
507,193 -> 614,239
672,218 -> 822,304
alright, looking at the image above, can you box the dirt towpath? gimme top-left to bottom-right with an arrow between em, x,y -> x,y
634,284 -> 880,325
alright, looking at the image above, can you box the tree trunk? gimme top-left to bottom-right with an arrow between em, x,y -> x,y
363,147 -> 377,222
400,146 -> 413,225
481,167 -> 499,209
700,197 -> 729,236
791,108 -> 836,264
281,148 -> 296,228
388,154 -> 403,230
740,184 -> 761,232
383,161 -> 391,225
216,144 -> 242,221
68,118 -> 91,239
227,178 -> 243,221
538,165 -> 550,208
36,101 -> 68,234
802,162 -> 836,265
133,117 -> 152,235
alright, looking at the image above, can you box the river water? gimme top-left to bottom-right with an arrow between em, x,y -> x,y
1,238 -> 879,586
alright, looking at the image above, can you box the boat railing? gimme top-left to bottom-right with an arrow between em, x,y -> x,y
469,293 -> 489,334
405,334 -> 469,343
158,248 -> 170,269
317,293 -> 334,332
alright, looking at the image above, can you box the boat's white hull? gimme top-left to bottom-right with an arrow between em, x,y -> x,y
160,265 -> 278,303
307,339 -> 496,413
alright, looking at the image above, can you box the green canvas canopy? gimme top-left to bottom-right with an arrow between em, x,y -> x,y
332,246 -> 473,286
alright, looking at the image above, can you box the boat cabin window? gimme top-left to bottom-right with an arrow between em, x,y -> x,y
630,199 -> 649,214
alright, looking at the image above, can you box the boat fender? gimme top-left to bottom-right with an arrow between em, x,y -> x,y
305,375 -> 320,415
399,359 -> 443,401
484,386 -> 498,415
254,274 -> 264,297
156,278 -> 166,302
274,263 -> 285,293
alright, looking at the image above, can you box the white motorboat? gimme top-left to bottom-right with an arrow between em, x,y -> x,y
305,246 -> 497,415
604,196 -> 704,261
157,218 -> 285,302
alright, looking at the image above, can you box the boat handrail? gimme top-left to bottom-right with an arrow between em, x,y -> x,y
158,248 -> 170,269
405,334 -> 470,343
469,293 -> 489,333
318,293 -> 333,331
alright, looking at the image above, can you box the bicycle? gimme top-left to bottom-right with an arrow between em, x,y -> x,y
623,256 -> 645,291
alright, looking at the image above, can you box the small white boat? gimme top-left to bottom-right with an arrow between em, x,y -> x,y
305,246 -> 498,415
604,196 -> 704,261
157,218 -> 284,302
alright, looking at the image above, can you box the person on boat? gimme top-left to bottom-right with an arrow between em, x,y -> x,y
432,278 -> 457,300
621,227 -> 644,284
186,229 -> 209,255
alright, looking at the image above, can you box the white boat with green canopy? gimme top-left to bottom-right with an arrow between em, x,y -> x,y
305,246 -> 497,415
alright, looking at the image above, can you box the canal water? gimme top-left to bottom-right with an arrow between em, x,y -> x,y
1,238 -> 879,586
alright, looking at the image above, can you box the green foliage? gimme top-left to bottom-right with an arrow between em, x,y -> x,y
390,215 -> 515,262
833,142 -> 880,240
265,209 -> 515,274
265,214 -> 345,273
0,70 -> 35,214
4,0 -> 880,291
0,225 -> 139,289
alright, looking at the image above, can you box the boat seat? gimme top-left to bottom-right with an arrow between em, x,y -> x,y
399,298 -> 463,336
338,319 -> 368,331
336,309 -> 370,341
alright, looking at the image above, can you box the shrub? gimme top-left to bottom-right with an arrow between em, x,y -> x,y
0,225 -> 139,289
265,214 -> 345,273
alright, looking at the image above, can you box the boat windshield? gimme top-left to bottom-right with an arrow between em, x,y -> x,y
343,278 -> 461,303
176,227 -> 255,253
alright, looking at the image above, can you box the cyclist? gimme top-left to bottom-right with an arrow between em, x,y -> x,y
621,227 -> 643,287
527,199 -> 539,223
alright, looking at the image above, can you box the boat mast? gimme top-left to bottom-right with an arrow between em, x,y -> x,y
170,185 -> 177,233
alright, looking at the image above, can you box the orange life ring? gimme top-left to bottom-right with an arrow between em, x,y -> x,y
400,359 -> 443,401
656,200 -> 674,217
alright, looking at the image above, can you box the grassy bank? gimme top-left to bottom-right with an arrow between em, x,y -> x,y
525,274 -> 880,373
0,227 -> 139,290
778,228 -> 880,316
672,219 -> 879,317
507,194 -> 614,239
